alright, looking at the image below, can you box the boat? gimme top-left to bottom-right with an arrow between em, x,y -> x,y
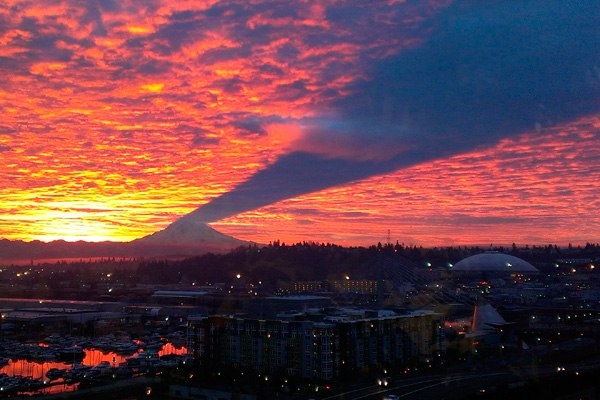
63,363 -> 92,383
56,346 -> 85,361
45,368 -> 66,380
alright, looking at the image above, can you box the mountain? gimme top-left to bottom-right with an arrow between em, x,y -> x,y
0,239 -> 129,262
0,217 -> 251,263
130,215 -> 250,255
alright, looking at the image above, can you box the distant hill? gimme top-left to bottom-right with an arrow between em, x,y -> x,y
0,239 -> 130,263
0,216 -> 251,263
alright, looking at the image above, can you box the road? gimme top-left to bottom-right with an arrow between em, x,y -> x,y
317,357 -> 600,400
320,371 -> 516,400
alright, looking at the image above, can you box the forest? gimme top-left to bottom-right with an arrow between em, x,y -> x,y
134,241 -> 600,287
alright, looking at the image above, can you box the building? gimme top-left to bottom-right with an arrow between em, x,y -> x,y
190,308 -> 444,382
199,316 -> 332,380
332,279 -> 378,295
451,251 -> 540,299
293,281 -> 329,293
452,251 -> 539,278
245,295 -> 334,318
335,310 -> 444,377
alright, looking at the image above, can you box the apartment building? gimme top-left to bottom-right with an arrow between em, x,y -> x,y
191,308 -> 444,381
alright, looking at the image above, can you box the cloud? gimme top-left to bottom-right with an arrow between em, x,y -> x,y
1,0 -> 597,244
151,18 -> 205,54
175,124 -> 220,147
212,76 -> 245,95
274,80 -> 309,102
232,116 -> 268,136
136,59 -> 175,75
0,125 -> 16,135
190,0 -> 600,223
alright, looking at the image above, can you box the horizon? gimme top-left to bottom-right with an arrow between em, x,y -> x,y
2,231 -> 597,250
1,236 -> 597,269
1,1 -> 599,248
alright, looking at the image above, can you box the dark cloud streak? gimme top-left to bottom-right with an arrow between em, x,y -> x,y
189,152 -> 398,222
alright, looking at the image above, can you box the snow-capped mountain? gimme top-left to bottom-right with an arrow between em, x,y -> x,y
132,214 -> 249,253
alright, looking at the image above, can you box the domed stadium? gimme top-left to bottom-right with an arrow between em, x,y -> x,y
452,251 -> 538,274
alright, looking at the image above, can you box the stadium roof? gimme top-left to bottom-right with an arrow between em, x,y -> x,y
453,251 -> 538,273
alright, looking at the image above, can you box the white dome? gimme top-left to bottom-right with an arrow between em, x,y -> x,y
453,251 -> 538,273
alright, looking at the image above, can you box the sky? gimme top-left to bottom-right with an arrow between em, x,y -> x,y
0,0 -> 598,247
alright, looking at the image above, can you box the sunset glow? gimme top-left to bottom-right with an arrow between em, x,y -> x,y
0,1 -> 598,247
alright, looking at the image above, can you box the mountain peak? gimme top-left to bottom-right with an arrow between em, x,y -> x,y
133,214 -> 249,253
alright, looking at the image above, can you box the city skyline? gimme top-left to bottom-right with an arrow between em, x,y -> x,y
0,1 -> 599,247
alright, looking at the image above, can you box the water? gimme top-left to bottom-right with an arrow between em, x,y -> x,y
0,343 -> 187,396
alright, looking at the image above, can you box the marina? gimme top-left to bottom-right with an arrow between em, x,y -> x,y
0,335 -> 188,397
